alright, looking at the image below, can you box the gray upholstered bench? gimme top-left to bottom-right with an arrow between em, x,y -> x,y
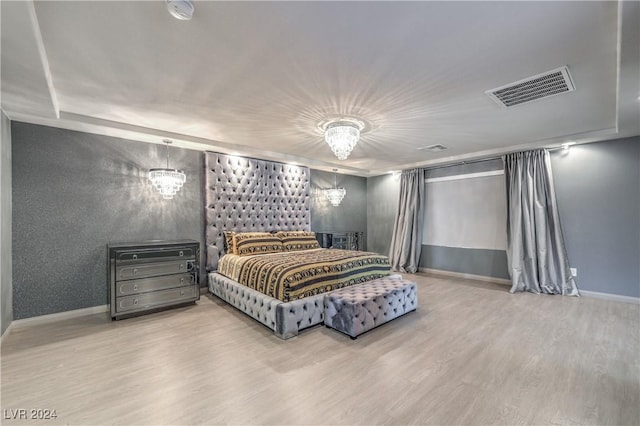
323,275 -> 418,339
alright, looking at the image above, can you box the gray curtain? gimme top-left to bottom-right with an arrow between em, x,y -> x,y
389,168 -> 426,273
503,150 -> 579,296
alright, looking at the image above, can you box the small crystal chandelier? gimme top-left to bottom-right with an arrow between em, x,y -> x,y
324,121 -> 361,160
324,169 -> 346,207
148,140 -> 186,199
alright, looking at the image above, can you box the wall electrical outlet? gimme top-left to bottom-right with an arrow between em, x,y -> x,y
570,268 -> 577,277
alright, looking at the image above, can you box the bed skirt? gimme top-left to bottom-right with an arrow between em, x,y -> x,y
208,272 -> 326,339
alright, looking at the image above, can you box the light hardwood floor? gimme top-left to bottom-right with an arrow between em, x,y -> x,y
1,273 -> 639,425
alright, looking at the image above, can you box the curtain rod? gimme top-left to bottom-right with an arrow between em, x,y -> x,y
424,156 -> 502,171
424,145 -> 568,172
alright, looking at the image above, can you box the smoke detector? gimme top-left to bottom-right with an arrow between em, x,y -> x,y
167,0 -> 194,20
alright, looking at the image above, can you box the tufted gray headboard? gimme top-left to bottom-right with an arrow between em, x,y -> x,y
204,152 -> 311,271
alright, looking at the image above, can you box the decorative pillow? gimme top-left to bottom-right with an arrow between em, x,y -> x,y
223,231 -> 236,254
276,231 -> 321,251
234,232 -> 284,256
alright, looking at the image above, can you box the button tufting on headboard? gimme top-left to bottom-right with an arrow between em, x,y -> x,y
204,152 -> 311,271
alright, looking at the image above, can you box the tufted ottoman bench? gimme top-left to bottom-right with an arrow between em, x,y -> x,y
323,276 -> 418,339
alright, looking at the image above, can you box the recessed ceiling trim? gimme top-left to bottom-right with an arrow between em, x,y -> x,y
27,0 -> 60,118
4,2 -> 630,174
10,109 -> 631,178
485,66 -> 575,108
370,125 -> 619,176
616,0 -> 640,136
9,110 -> 372,176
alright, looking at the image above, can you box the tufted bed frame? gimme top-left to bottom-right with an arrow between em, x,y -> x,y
205,152 -> 326,339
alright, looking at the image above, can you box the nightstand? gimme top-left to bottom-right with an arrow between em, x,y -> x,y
315,232 -> 364,251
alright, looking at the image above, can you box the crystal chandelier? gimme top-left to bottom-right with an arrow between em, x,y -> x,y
324,121 -> 361,160
324,169 -> 346,207
148,140 -> 186,199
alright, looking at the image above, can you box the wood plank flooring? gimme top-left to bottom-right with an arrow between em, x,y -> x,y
1,273 -> 638,425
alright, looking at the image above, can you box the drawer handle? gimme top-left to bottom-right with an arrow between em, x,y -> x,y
180,290 -> 185,296
179,264 -> 184,270
132,254 -> 138,260
133,269 -> 138,275
179,250 -> 184,257
133,285 -> 138,291
133,298 -> 139,305
180,278 -> 184,283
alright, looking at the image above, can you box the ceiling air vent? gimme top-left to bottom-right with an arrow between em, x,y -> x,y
485,66 -> 575,108
418,144 -> 448,152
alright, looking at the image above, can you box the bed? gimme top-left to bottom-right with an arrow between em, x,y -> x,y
218,248 -> 391,302
204,152 -> 391,338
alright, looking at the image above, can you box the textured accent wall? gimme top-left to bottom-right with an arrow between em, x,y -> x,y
366,173 -> 400,256
1,112 -> 12,335
11,122 -> 204,320
551,137 -> 640,298
310,170 -> 367,248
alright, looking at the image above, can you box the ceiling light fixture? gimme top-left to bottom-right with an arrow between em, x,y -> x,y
324,169 -> 346,207
324,119 -> 364,160
149,140 -> 186,199
166,0 -> 194,20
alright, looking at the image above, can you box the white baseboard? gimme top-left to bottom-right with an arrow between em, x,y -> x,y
11,305 -> 109,329
419,268 -> 511,285
1,321 -> 14,346
419,268 -> 639,304
580,290 -> 639,304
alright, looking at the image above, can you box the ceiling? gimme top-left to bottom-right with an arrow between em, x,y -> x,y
2,1 -> 639,176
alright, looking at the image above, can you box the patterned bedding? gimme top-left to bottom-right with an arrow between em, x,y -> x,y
217,248 -> 391,302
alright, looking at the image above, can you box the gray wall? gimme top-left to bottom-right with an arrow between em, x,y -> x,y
10,124 -> 369,320
366,139 -> 640,298
366,173 -> 400,256
551,137 -> 640,298
420,246 -> 509,279
364,168 -> 508,278
10,122 -> 638,321
421,159 -> 508,277
1,111 -> 12,335
12,122 -> 204,320
310,169 -> 367,248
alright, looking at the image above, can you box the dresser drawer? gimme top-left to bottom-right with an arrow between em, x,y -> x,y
117,247 -> 195,263
116,286 -> 197,313
117,274 -> 194,296
109,240 -> 200,320
116,260 -> 194,280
